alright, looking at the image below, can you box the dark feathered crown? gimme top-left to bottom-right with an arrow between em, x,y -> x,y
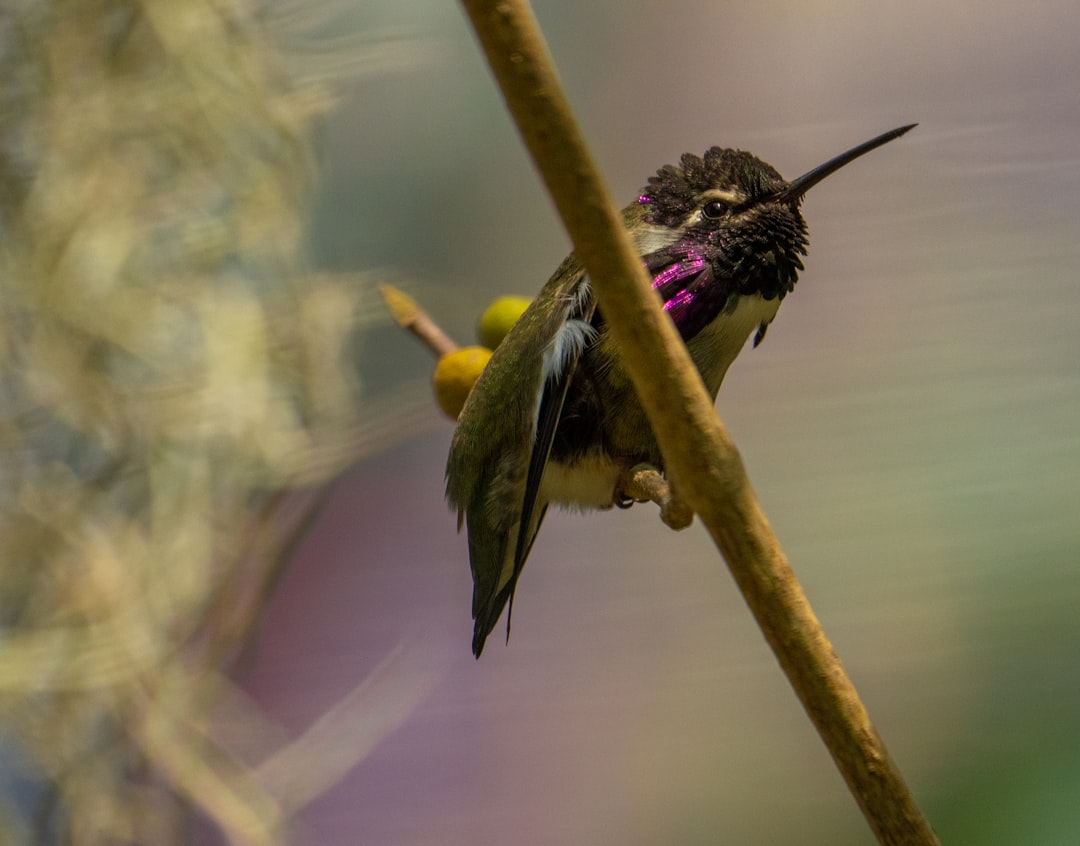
639,148 -> 785,227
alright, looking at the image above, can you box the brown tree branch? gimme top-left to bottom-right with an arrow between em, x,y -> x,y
380,284 -> 459,358
456,1 -> 940,843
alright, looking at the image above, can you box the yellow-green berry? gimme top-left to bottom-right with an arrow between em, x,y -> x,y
476,296 -> 531,349
433,346 -> 492,419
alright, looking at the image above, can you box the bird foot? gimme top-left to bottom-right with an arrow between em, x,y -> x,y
617,464 -> 694,530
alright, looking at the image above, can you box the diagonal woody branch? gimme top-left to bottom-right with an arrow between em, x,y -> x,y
456,2 -> 940,844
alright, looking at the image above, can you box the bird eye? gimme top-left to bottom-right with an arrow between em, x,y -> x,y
702,199 -> 728,220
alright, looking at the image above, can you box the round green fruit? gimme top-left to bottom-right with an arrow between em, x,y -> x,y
476,296 -> 531,349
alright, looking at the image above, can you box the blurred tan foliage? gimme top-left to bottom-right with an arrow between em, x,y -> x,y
0,2 -> 432,843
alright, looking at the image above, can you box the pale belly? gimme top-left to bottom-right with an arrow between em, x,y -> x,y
539,454 -> 625,510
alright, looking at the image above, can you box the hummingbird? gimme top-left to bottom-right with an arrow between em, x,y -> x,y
447,124 -> 915,657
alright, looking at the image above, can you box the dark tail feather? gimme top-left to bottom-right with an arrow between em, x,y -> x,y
471,503 -> 548,658
472,584 -> 514,657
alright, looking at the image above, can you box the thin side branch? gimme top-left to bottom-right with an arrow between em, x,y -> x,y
380,284 -> 459,357
619,464 -> 693,530
456,2 -> 939,844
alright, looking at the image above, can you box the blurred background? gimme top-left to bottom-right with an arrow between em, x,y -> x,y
2,1 -> 1077,844
245,1 -> 1080,843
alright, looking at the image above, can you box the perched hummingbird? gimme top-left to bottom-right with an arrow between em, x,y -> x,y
447,124 -> 915,657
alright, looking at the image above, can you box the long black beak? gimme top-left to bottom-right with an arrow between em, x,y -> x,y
774,124 -> 917,204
